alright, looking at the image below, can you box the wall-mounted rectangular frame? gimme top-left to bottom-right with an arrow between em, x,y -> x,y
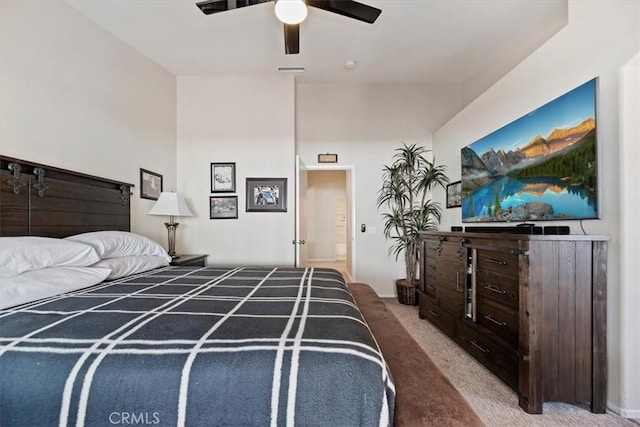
211,162 -> 236,193
318,153 -> 338,163
140,168 -> 162,200
446,180 -> 462,208
245,178 -> 287,212
210,196 -> 238,219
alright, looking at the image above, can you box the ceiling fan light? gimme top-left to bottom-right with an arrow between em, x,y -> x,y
275,0 -> 308,25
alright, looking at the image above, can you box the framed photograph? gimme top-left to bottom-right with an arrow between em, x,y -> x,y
211,162 -> 236,193
318,153 -> 338,163
140,168 -> 163,200
210,196 -> 238,219
246,178 -> 287,212
446,180 -> 462,208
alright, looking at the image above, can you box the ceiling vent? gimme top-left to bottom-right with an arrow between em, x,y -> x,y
278,66 -> 305,73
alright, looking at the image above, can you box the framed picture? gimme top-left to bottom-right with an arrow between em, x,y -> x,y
210,196 -> 238,219
211,162 -> 236,193
446,180 -> 462,208
318,153 -> 338,163
140,168 -> 163,200
246,178 -> 287,212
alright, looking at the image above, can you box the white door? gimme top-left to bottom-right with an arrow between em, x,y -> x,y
295,156 -> 308,267
335,196 -> 347,261
345,168 -> 355,281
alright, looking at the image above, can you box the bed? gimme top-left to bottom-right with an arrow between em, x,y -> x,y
0,156 -> 395,426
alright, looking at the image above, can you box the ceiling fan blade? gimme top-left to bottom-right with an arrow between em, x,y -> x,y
196,0 -> 271,15
307,0 -> 381,24
283,24 -> 300,55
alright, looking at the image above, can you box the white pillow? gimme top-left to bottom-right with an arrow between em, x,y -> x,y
0,236 -> 101,278
92,255 -> 170,280
0,266 -> 111,309
66,231 -> 171,262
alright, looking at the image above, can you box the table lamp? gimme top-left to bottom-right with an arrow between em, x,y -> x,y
148,192 -> 193,258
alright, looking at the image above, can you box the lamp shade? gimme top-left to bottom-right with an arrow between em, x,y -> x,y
148,192 -> 193,217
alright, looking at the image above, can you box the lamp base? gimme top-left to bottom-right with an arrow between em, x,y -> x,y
164,222 -> 179,258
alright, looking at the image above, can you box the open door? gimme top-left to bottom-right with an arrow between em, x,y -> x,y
345,168 -> 355,282
295,156 -> 308,267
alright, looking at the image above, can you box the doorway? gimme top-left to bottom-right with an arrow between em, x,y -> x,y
296,165 -> 355,282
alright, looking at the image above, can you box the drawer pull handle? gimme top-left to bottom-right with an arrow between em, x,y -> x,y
470,340 -> 490,353
484,315 -> 506,327
456,271 -> 463,292
484,285 -> 507,295
428,310 -> 441,318
485,257 -> 508,265
426,285 -> 435,291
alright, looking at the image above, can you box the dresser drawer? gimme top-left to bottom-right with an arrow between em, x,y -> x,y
477,297 -> 519,347
419,295 -> 455,337
476,250 -> 519,278
476,270 -> 519,310
437,287 -> 465,317
424,240 -> 440,259
456,321 -> 519,389
423,276 -> 437,297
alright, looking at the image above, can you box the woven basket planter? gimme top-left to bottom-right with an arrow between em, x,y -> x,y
395,279 -> 418,306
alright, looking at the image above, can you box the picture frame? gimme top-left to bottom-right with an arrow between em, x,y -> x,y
210,196 -> 238,219
211,162 -> 236,193
318,153 -> 338,163
446,180 -> 462,208
245,178 -> 287,212
140,168 -> 163,200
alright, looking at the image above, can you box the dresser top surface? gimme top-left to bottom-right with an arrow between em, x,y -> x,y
421,231 -> 609,242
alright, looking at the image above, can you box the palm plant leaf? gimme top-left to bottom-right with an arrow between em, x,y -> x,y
378,142 -> 449,287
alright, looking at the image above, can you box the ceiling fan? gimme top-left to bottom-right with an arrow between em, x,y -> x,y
195,0 -> 381,55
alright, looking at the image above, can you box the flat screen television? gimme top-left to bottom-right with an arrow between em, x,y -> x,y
460,78 -> 598,223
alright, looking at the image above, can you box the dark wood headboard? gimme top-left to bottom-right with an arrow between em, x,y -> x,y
0,156 -> 134,238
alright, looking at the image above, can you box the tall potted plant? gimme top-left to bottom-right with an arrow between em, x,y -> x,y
377,143 -> 449,305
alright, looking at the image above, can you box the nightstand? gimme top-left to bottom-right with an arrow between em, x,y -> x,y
170,254 -> 208,267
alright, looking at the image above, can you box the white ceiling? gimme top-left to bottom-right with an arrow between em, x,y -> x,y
64,0 -> 568,84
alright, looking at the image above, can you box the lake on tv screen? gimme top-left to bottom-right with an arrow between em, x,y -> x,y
461,176 -> 597,222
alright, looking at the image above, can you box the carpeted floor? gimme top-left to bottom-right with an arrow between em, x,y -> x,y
383,298 -> 637,427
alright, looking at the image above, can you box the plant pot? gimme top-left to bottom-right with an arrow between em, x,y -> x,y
395,279 -> 418,306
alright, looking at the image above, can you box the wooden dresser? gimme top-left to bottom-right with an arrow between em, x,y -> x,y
417,231 -> 608,414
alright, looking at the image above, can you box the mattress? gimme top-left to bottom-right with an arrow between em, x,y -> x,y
0,266 -> 395,426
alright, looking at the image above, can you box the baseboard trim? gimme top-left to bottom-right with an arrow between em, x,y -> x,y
608,400 -> 621,415
607,401 -> 640,419
621,408 -> 640,419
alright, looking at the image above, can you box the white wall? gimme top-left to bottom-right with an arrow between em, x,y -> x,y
306,170 -> 346,260
619,53 -> 640,418
176,75 -> 296,265
432,0 -> 640,415
0,0 -> 177,245
296,83 -> 462,296
461,3 -> 568,108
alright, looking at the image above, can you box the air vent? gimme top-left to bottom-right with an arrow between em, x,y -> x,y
278,66 -> 305,73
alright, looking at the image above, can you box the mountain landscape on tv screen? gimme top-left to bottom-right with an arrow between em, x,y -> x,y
461,118 -> 597,222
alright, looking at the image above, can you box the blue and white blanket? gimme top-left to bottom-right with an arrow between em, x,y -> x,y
0,266 -> 394,426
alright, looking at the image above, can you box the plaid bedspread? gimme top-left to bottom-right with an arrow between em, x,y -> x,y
0,266 -> 395,427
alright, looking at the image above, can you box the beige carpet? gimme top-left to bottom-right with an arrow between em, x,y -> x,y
383,298 -> 637,427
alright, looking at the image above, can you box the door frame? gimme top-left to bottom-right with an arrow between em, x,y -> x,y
297,163 -> 356,281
